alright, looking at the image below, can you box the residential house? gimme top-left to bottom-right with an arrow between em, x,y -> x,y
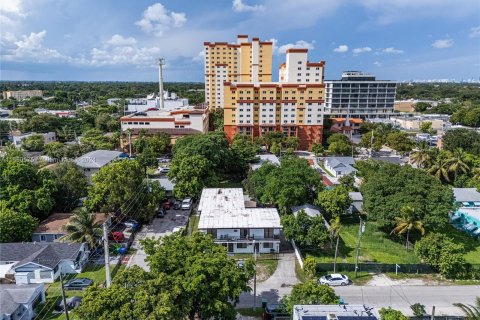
74,150 -> 125,181
291,204 -> 321,218
0,243 -> 89,284
292,305 -> 378,320
0,284 -> 45,320
349,192 -> 363,213
251,154 -> 280,171
453,188 -> 480,208
197,188 -> 281,254
451,188 -> 480,237
149,177 -> 175,196
11,132 -> 56,149
323,156 -> 357,178
32,213 -> 110,243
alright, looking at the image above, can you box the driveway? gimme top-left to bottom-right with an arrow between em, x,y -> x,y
334,285 -> 480,316
128,209 -> 190,270
237,253 -> 299,308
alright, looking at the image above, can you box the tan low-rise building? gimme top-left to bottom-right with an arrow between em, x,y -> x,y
120,106 -> 209,149
3,90 -> 43,100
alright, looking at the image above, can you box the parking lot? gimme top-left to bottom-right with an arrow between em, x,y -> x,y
128,207 -> 191,270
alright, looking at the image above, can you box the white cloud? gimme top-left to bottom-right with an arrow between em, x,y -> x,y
333,45 -> 348,53
192,50 -> 205,62
0,0 -> 25,16
90,45 -> 161,66
232,0 -> 265,12
469,26 -> 480,38
106,34 -> 137,46
276,40 -> 315,55
382,47 -> 404,54
136,3 -> 186,37
373,61 -> 382,67
1,30 -> 72,63
432,39 -> 453,49
353,47 -> 372,54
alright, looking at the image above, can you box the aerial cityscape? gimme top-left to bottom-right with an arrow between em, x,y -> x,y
1,1 -> 480,320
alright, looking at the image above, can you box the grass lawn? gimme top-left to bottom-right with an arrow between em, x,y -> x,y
35,264 -> 125,320
237,308 -> 264,317
186,214 -> 200,236
319,163 -> 334,177
217,180 -> 244,189
304,215 -> 421,264
438,224 -> 480,264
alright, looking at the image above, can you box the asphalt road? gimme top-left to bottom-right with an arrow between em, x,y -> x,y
128,208 -> 190,270
334,285 -> 480,316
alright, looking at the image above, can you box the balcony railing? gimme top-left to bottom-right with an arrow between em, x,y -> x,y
215,234 -> 280,241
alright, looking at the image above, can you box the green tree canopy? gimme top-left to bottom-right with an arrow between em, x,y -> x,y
442,129 -> 480,156
0,203 -> 38,243
86,159 -> 164,221
360,161 -> 453,232
379,307 -> 408,320
281,210 -> 329,248
21,134 -> 45,151
316,186 -> 352,218
245,156 -> 323,213
49,161 -> 88,212
281,281 -> 339,313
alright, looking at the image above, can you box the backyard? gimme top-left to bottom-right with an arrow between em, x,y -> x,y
35,264 -> 124,320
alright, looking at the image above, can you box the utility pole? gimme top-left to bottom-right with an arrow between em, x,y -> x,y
158,58 -> 165,109
354,217 -> 366,278
128,130 -> 132,157
252,240 -> 257,311
59,268 -> 70,320
103,222 -> 111,288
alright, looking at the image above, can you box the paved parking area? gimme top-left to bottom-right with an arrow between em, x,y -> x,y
128,208 -> 191,270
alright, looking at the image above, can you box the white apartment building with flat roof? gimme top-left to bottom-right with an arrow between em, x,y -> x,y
278,48 -> 325,84
197,188 -> 281,254
325,71 -> 397,119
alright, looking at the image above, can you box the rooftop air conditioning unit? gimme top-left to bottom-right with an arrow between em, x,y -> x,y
327,314 -> 338,320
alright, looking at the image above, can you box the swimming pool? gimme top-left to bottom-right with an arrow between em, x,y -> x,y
451,208 -> 480,237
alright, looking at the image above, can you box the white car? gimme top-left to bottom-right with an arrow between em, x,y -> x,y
181,198 -> 193,210
318,273 -> 350,286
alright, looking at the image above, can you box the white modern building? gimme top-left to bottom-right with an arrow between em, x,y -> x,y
125,92 -> 189,114
279,48 -> 325,83
197,188 -> 282,254
325,71 -> 397,119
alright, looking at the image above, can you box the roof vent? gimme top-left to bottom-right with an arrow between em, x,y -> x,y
327,314 -> 338,320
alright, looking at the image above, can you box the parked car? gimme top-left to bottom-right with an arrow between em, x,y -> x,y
173,200 -> 181,210
157,207 -> 166,218
109,231 -> 125,243
159,167 -> 169,174
161,199 -> 174,210
123,219 -> 139,230
157,157 -> 170,163
63,278 -> 93,290
181,197 -> 193,210
318,273 -> 350,286
54,296 -> 82,312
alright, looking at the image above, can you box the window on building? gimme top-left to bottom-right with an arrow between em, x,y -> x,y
237,243 -> 248,249
297,67 -> 302,70
40,235 -> 46,242
264,228 -> 274,238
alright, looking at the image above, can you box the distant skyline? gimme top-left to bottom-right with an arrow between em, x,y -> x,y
1,0 -> 479,82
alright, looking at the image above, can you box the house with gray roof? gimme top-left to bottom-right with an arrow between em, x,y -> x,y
453,188 -> 480,207
0,284 -> 45,320
323,156 -> 357,178
74,150 -> 125,181
349,191 -> 363,213
0,243 -> 89,284
292,204 -> 321,218
251,154 -> 280,171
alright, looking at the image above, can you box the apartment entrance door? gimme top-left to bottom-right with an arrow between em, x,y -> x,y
228,243 -> 234,253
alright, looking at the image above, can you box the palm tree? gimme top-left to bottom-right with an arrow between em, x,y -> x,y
446,148 -> 470,180
410,147 -> 435,169
472,167 -> 480,182
329,217 -> 342,273
454,297 -> 480,320
428,158 -> 451,182
391,206 -> 425,251
62,208 -> 103,248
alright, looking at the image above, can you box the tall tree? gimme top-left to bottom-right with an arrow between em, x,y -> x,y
0,203 -> 38,243
446,148 -> 470,180
62,208 -> 103,248
86,160 -> 164,222
316,186 -> 352,218
50,161 -> 88,212
142,232 -> 255,320
390,206 -> 425,250
330,216 -> 342,273
410,147 -> 436,169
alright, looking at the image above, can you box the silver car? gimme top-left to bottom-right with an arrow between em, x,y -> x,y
318,273 -> 350,286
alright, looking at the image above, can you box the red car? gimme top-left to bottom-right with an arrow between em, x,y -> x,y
161,199 -> 174,210
109,231 -> 125,243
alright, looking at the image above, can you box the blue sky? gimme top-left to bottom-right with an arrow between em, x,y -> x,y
1,0 -> 479,82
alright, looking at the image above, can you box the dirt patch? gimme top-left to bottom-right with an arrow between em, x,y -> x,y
366,274 -> 441,286
255,264 -> 269,282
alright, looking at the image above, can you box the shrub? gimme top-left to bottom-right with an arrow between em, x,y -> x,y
410,303 -> 426,317
379,307 -> 408,320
